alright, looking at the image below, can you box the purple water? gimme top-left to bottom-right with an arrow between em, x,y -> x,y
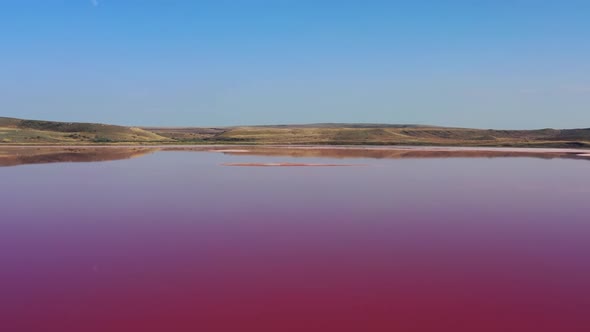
1,150 -> 590,331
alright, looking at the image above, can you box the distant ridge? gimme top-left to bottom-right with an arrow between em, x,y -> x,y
238,123 -> 433,129
1,116 -> 589,148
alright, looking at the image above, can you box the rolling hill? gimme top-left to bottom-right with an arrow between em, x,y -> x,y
147,124 -> 590,148
0,117 -> 171,144
2,117 -> 590,148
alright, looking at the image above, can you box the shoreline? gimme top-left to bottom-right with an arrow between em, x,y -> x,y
1,144 -> 589,153
2,144 -> 590,167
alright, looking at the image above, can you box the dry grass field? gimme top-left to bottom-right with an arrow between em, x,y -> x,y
2,117 -> 590,148
0,117 -> 170,144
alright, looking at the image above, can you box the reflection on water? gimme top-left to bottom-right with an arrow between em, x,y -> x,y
1,150 -> 590,331
1,145 -> 589,167
214,146 -> 590,160
0,147 -> 158,167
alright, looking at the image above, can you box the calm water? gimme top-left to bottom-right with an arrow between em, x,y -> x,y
1,149 -> 590,332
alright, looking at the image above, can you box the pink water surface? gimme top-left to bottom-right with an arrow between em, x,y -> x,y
1,151 -> 590,331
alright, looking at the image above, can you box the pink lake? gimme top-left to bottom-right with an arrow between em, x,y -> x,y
1,147 -> 590,332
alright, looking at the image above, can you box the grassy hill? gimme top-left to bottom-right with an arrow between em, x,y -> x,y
2,117 -> 590,148
149,124 -> 590,148
0,117 -> 171,144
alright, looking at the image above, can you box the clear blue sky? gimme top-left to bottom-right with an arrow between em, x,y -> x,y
1,1 -> 589,128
